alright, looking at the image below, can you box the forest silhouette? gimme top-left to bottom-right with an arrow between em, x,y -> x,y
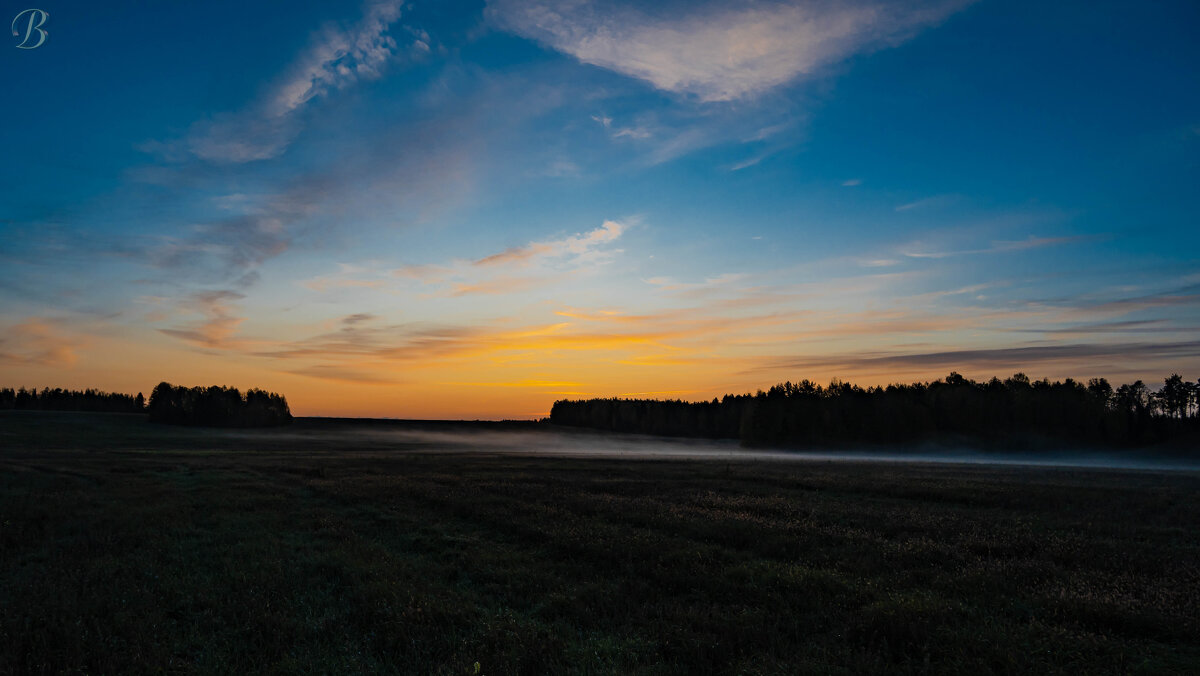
0,387 -> 144,413
0,383 -> 292,428
551,373 -> 1200,450
146,383 -> 292,427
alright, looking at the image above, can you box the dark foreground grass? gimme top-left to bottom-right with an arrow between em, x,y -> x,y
1,412 -> 1198,674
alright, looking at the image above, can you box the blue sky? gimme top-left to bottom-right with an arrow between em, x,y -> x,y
2,0 -> 1198,417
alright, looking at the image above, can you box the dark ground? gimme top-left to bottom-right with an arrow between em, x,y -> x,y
1,411 -> 1198,674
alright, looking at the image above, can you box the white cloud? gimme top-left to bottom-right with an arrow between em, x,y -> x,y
895,194 -> 957,212
729,153 -> 769,171
558,219 -> 627,254
267,0 -> 405,118
612,126 -> 653,139
384,219 -> 634,297
592,113 -> 652,140
489,0 -> 972,102
185,0 -> 409,163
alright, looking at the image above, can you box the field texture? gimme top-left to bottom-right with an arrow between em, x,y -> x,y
1,412 -> 1198,674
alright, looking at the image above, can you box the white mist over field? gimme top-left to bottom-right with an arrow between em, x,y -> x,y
252,421 -> 1200,472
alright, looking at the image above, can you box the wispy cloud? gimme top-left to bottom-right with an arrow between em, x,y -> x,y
1054,285 -> 1200,317
762,340 -> 1200,376
302,265 -> 394,293
391,263 -> 456,285
645,272 -> 748,293
473,244 -> 554,267
591,113 -> 652,140
489,0 -> 972,101
895,194 -> 957,212
178,0 -> 411,163
303,277 -> 388,292
288,364 -> 404,385
0,318 -> 83,367
254,306 -> 777,384
728,153 -> 770,171
148,198 -> 304,281
902,235 -> 1088,259
158,290 -> 247,349
1018,319 -> 1200,336
390,219 -> 632,296
298,220 -> 632,301
131,92 -> 488,289
612,126 -> 653,140
858,258 -> 900,267
450,276 -> 552,297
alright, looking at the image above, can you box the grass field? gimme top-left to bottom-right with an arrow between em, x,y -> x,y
2,411 -> 1198,674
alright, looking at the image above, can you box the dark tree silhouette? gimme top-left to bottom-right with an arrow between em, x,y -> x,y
551,373 -> 1200,451
1087,378 -> 1112,407
1157,374 -> 1190,419
0,387 -> 144,413
146,382 -> 292,428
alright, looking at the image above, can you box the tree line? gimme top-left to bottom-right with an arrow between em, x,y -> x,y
549,373 -> 1200,450
0,387 -> 145,413
147,382 -> 292,428
0,383 -> 294,428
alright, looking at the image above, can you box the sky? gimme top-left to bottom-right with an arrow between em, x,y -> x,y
1,0 -> 1198,419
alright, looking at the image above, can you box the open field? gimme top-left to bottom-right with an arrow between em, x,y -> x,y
2,412 -> 1199,674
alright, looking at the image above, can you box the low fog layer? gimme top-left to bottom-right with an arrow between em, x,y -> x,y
242,421 -> 1200,472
